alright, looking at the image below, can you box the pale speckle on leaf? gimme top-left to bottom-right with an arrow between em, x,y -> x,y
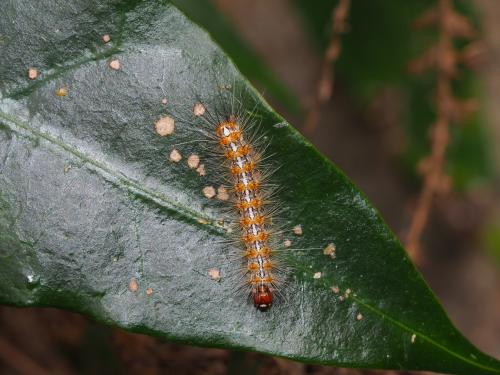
109,59 -> 120,70
169,149 -> 182,162
196,164 -> 206,176
155,116 -> 175,136
55,86 -> 68,97
187,154 -> 200,169
216,186 -> 229,201
193,103 -> 206,117
128,278 -> 139,292
323,242 -> 336,258
28,68 -> 38,80
208,268 -> 221,280
293,225 -> 303,236
203,186 -> 216,199
344,288 -> 352,299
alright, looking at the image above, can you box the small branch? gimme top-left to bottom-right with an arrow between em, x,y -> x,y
405,0 -> 477,262
304,0 -> 351,135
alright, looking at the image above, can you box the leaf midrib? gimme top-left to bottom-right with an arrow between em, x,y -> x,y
0,110 -> 223,235
353,297 -> 499,372
290,261 -> 500,373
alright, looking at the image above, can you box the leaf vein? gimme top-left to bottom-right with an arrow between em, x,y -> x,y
0,110 -> 224,237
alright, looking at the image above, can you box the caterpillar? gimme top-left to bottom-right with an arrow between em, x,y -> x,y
215,115 -> 275,310
167,81 -> 302,311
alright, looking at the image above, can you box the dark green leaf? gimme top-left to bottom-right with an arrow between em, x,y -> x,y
0,1 -> 499,373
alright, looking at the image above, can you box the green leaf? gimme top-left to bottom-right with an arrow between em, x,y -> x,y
0,1 -> 499,374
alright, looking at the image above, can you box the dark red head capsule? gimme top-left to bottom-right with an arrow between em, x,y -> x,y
253,284 -> 273,311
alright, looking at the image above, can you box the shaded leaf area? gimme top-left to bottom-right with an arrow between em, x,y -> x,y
293,0 -> 492,191
0,1 -> 499,373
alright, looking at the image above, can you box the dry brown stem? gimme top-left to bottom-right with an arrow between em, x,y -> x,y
405,0 -> 477,262
304,0 -> 350,135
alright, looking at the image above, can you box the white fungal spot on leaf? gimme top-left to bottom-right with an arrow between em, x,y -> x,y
203,186 -> 216,199
28,68 -> 38,80
208,268 -> 221,280
187,154 -> 200,169
169,149 -> 182,162
155,116 -> 175,136
344,288 -> 352,299
216,186 -> 229,201
128,278 -> 139,292
196,164 -> 206,176
293,225 -> 303,235
323,242 -> 336,258
55,86 -> 68,97
108,59 -> 120,70
193,103 -> 206,117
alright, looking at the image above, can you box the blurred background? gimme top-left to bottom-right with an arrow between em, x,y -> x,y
1,0 -> 499,374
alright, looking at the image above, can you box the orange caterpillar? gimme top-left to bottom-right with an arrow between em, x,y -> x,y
215,118 -> 275,311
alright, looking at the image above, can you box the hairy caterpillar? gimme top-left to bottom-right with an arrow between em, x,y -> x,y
214,116 -> 275,310
167,80 -> 307,311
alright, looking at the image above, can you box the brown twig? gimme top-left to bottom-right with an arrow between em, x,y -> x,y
405,0 -> 477,262
304,0 -> 351,135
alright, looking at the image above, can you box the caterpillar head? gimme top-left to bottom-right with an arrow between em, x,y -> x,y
253,284 -> 273,311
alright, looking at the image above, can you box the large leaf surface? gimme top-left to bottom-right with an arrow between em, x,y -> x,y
0,1 -> 499,373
